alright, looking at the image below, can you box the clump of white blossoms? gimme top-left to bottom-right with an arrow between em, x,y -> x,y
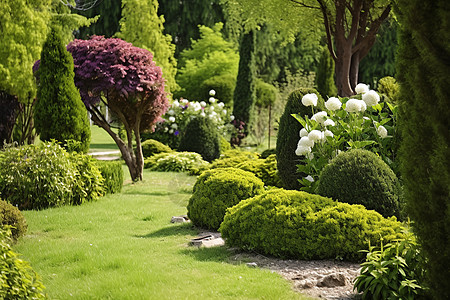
362,90 -> 380,106
209,89 -> 216,96
298,136 -> 315,148
345,99 -> 363,113
324,119 -> 335,127
299,128 -> 308,137
295,145 -> 312,156
308,130 -> 323,142
209,97 -> 216,103
359,100 -> 367,112
311,111 -> 328,124
325,97 -> 342,111
355,83 -> 369,94
377,125 -> 388,138
302,93 -> 318,107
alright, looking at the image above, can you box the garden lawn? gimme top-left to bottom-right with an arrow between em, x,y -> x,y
88,125 -> 120,153
14,169 -> 306,299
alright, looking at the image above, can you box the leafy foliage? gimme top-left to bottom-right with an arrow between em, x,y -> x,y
144,152 -> 210,174
377,76 -> 399,104
0,226 -> 47,299
95,160 -> 124,194
0,91 -> 19,145
34,26 -> 91,153
201,74 -> 236,105
236,154 -> 283,187
75,0 -> 122,38
188,168 -> 264,230
0,199 -> 27,242
220,189 -> 404,261
315,47 -> 337,98
209,149 -> 259,169
141,139 -> 173,158
317,149 -> 402,218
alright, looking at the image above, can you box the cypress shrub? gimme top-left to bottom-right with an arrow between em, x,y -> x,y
315,47 -> 337,98
396,0 -> 450,296
178,117 -> 220,162
34,26 -> 91,153
95,160 -> 124,194
0,199 -> 27,242
276,88 -> 324,190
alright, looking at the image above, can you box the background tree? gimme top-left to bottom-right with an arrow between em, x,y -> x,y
315,46 -> 337,98
66,36 -> 169,181
75,0 -> 122,38
232,30 -> 256,143
34,26 -> 91,153
0,92 -> 19,145
115,0 -> 177,95
396,0 -> 450,297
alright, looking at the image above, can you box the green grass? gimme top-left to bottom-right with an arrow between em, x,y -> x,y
89,125 -> 120,153
14,169 -> 307,299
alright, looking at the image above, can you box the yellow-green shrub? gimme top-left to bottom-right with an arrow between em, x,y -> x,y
0,199 -> 27,242
236,154 -> 282,187
95,160 -> 124,194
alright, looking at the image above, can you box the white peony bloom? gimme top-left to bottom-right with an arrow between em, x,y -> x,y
218,102 -> 225,108
345,99 -> 362,113
305,175 -> 315,182
299,128 -> 309,137
168,116 -> 176,122
311,111 -> 328,124
295,145 -> 311,156
355,83 -> 369,94
298,136 -> 314,148
308,130 -> 323,141
209,106 -> 215,111
324,130 -> 334,138
301,93 -> 318,107
223,109 -> 227,115
359,100 -> 367,112
192,102 -> 202,111
209,97 -> 216,103
377,125 -> 388,138
230,115 -> 235,121
325,97 -> 342,111
200,112 -> 206,117
324,119 -> 335,127
171,123 -> 178,129
200,101 -> 207,107
209,89 -> 216,96
172,100 -> 179,107
362,90 -> 380,106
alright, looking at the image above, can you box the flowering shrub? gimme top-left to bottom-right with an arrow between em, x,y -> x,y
150,90 -> 234,149
292,84 -> 398,192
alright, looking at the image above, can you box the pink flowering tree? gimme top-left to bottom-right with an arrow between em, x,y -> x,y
67,36 -> 169,181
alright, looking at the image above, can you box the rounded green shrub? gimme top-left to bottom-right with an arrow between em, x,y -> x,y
95,160 -> 124,194
0,199 -> 27,242
220,189 -> 404,261
317,149 -> 401,218
187,168 -> 265,230
276,88 -> 324,190
0,227 -> 47,299
178,117 -> 220,162
144,152 -> 210,174
70,153 -> 105,205
236,154 -> 282,187
209,149 -> 259,169
141,139 -> 173,158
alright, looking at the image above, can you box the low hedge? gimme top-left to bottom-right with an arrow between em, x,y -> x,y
209,149 -> 259,169
95,160 -> 124,194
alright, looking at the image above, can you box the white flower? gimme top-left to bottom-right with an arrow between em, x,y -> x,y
169,129 -> 174,134
168,109 -> 175,115
324,130 -> 334,138
363,116 -> 370,121
209,89 -> 216,96
218,102 -> 225,108
209,97 -> 216,103
209,106 -> 215,111
200,101 -> 207,107
311,111 -> 328,124
192,102 -> 202,111
171,123 -> 178,129
200,112 -> 206,117
325,97 -> 342,111
377,125 -> 388,138
324,119 -> 335,127
299,128 -> 309,137
180,98 -> 189,104
164,127 -> 169,132
359,100 -> 367,112
230,115 -> 235,121
172,100 -> 179,107
362,90 -> 380,106
305,152 -> 314,160
345,99 -> 362,113
304,175 -> 314,182
301,93 -> 318,107
298,136 -> 314,148
308,130 -> 323,141
223,109 -> 227,115
168,116 -> 176,122
355,83 -> 369,94
295,146 -> 311,156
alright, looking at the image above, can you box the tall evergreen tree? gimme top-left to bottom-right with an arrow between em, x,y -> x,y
315,47 -> 337,98
116,0 -> 178,94
232,30 -> 256,141
396,0 -> 450,298
74,0 -> 122,38
34,26 -> 91,153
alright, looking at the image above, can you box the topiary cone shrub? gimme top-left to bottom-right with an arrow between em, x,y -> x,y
276,88 -> 324,190
178,116 -> 221,162
317,149 -> 402,218
187,168 -> 265,230
220,188 -> 404,261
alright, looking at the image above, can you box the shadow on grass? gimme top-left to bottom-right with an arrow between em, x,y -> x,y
89,143 -> 119,150
121,190 -> 173,196
180,246 -> 231,263
136,222 -> 196,238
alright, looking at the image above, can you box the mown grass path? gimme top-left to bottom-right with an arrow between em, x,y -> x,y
15,170 -> 307,299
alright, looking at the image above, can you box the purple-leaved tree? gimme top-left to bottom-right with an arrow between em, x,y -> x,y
67,36 -> 169,181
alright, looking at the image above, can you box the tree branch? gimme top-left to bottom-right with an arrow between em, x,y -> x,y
317,0 -> 337,60
289,0 -> 320,9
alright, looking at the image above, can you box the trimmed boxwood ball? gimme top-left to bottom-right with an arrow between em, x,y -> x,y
140,139 -> 173,158
317,149 -> 402,218
187,168 -> 264,230
236,154 -> 282,187
178,116 -> 220,162
0,199 -> 27,242
220,189 -> 404,261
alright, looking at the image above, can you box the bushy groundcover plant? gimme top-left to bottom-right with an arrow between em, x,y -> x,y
236,154 -> 283,187
144,151 -> 210,174
0,199 -> 27,242
95,160 -> 124,194
292,84 -> 398,192
209,149 -> 259,169
220,189 -> 404,261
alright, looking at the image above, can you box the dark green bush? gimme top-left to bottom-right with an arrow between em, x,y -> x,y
220,189 -> 404,261
276,88 -> 324,190
260,148 -> 276,159
70,154 -> 105,205
209,149 -> 259,169
144,152 -> 210,174
0,199 -> 27,242
178,117 -> 220,162
317,149 -> 402,218
236,154 -> 282,187
201,74 -> 236,106
140,139 -> 173,158
95,160 -> 124,194
0,226 -> 47,299
187,168 -> 264,230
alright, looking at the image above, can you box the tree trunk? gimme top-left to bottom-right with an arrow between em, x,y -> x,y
335,46 -> 354,97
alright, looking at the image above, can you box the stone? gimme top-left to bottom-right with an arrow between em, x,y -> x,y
171,215 -> 189,223
246,262 -> 258,268
316,273 -> 347,287
201,237 -> 225,248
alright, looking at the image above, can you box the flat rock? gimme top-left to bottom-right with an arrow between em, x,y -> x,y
316,273 -> 348,287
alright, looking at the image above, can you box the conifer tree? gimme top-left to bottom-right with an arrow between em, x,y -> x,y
315,47 -> 337,98
232,30 -> 256,141
396,0 -> 450,297
116,0 -> 178,94
34,26 -> 91,153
